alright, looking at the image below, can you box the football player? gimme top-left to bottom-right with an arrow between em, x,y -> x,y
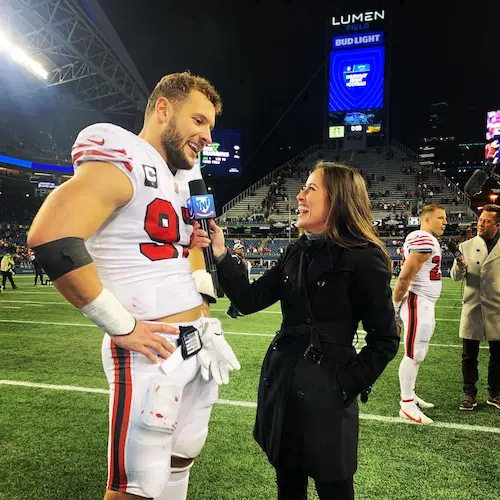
393,204 -> 447,424
28,72 -> 240,500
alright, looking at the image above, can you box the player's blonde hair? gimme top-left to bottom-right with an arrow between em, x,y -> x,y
146,72 -> 222,116
419,204 -> 446,219
314,162 -> 391,268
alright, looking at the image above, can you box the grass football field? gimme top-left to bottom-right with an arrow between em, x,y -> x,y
1,275 -> 499,500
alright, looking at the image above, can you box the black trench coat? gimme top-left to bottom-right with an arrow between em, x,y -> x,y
216,236 -> 399,481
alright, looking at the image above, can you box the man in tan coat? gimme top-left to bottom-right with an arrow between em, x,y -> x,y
451,204 -> 500,411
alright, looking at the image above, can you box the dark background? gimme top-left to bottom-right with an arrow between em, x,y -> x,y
96,0 -> 497,201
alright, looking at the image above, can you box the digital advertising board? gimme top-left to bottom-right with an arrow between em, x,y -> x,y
198,128 -> 242,175
485,110 -> 500,164
327,9 -> 389,139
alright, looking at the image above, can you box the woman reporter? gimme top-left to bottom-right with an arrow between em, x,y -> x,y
209,162 -> 399,500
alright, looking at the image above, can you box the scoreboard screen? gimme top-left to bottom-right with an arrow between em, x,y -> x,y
329,45 -> 385,112
199,128 -> 241,175
326,9 -> 388,137
486,110 -> 500,164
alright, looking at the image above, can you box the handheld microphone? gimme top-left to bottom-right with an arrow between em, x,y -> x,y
447,242 -> 467,273
447,241 -> 463,260
188,179 -> 223,297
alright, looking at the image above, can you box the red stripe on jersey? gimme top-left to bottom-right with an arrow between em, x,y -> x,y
407,243 -> 434,249
72,149 -> 116,163
71,142 -> 93,150
408,240 -> 434,246
110,148 -> 128,155
72,149 -> 133,172
407,237 -> 435,245
408,244 -> 434,249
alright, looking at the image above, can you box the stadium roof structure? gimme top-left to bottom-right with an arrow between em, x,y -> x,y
0,0 -> 149,115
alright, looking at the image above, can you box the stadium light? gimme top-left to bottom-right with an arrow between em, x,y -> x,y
0,31 -> 12,51
0,29 -> 48,80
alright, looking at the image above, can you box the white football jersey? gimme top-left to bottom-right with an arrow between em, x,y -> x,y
403,229 -> 442,303
72,123 -> 203,320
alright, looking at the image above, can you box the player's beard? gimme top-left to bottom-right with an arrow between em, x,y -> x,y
161,118 -> 193,172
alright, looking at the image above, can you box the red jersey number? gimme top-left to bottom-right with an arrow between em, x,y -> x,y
429,255 -> 441,281
140,199 -> 188,261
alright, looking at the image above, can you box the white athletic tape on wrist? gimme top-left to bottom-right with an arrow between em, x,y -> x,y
193,269 -> 216,303
79,288 -> 136,335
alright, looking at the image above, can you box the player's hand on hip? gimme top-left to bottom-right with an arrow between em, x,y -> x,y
208,219 -> 226,258
110,321 -> 179,364
191,222 -> 212,249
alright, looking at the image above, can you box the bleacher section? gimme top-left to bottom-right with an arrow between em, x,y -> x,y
221,148 -> 352,223
224,237 -> 454,264
220,141 -> 476,225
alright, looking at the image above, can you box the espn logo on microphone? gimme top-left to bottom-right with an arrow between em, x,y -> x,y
187,194 -> 216,220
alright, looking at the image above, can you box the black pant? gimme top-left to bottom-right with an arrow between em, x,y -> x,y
34,268 -> 44,285
1,271 -> 16,289
276,467 -> 354,500
462,339 -> 500,397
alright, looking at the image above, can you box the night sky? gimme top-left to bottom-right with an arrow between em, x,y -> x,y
97,0 -> 498,200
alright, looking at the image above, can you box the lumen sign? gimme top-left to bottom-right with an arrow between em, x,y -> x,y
332,10 -> 385,26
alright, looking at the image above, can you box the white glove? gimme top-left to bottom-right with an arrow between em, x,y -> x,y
197,318 -> 241,385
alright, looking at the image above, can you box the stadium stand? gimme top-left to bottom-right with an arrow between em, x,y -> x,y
220,141 -> 477,226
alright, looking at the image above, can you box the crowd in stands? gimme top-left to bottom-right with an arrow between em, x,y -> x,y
0,117 -> 73,164
0,240 -> 33,268
260,176 -> 287,216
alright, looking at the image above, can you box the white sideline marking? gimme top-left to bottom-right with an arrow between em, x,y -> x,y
0,300 -> 280,314
0,301 -> 463,318
0,299 -> 463,311
1,306 -> 21,309
0,317 -> 485,349
1,379 -> 499,434
0,319 -> 366,337
1,300 -> 67,305
355,341 -> 490,351
0,379 -> 109,394
358,412 -> 500,434
224,329 -> 366,338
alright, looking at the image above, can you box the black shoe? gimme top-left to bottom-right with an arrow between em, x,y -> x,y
226,309 -> 238,319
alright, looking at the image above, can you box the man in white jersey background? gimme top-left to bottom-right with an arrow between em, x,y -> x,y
393,204 -> 447,424
28,72 -> 240,500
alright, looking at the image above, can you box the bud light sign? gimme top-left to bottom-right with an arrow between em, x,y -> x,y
333,31 -> 384,49
187,194 -> 216,220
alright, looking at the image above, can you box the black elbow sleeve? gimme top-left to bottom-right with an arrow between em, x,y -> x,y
31,237 -> 93,281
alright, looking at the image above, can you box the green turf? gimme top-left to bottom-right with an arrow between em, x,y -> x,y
1,276 -> 499,499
